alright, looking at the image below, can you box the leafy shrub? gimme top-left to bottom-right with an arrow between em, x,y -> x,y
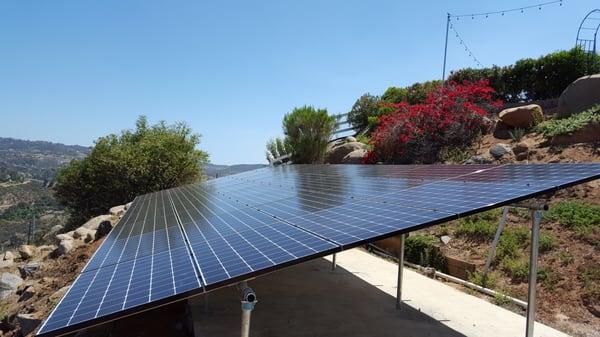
365,80 -> 501,164
578,263 -> 600,309
508,128 -> 526,142
539,233 -> 558,253
456,218 -> 496,241
501,257 -> 530,282
557,250 -> 574,266
347,94 -> 383,131
404,234 -> 446,270
282,106 -> 337,164
545,201 -> 600,228
536,104 -> 600,137
54,116 -> 208,225
468,270 -> 498,288
449,48 -> 600,102
381,80 -> 442,105
496,227 -> 530,261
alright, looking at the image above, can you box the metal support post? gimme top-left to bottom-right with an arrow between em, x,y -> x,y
331,253 -> 336,271
483,207 -> 510,279
442,13 -> 451,81
239,282 -> 257,337
526,210 -> 542,337
396,234 -> 405,309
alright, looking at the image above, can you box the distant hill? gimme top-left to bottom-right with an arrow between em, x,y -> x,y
0,137 -> 90,183
203,163 -> 266,179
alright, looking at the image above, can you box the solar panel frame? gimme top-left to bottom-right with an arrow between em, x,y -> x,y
37,163 -> 600,337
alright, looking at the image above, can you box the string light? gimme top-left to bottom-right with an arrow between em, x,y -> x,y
450,0 -> 562,19
449,22 -> 484,68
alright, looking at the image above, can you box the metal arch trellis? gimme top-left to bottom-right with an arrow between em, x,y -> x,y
576,9 -> 600,73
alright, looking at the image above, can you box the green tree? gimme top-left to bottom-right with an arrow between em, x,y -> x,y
54,116 -> 208,224
282,106 -> 336,164
347,93 -> 382,131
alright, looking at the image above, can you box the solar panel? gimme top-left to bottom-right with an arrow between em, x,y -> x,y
37,163 -> 600,337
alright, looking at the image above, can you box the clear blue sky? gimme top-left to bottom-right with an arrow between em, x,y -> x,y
0,0 -> 596,164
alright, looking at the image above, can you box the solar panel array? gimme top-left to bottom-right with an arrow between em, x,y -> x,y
38,163 -> 600,336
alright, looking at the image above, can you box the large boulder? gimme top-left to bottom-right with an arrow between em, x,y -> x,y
557,74 -> 600,117
489,143 -> 513,159
341,149 -> 367,164
17,313 -> 42,336
81,214 -> 113,231
3,251 -> 15,261
73,227 -> 95,243
18,262 -> 42,279
18,285 -> 36,302
326,142 -> 367,164
57,239 -> 80,256
17,245 -> 37,260
0,259 -> 14,269
498,104 -> 543,128
109,205 -> 126,216
0,272 -> 23,299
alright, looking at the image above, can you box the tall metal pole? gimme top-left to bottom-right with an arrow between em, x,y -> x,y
525,210 -> 542,337
396,234 -> 405,309
442,13 -> 451,81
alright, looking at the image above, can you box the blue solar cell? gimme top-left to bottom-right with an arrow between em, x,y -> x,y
38,163 -> 600,337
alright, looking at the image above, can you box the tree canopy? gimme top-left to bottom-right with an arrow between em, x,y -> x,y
282,106 -> 336,164
54,116 -> 208,224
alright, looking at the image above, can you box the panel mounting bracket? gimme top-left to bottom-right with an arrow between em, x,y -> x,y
481,201 -> 547,337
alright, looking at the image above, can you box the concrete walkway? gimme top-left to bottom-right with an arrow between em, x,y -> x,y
324,249 -> 568,337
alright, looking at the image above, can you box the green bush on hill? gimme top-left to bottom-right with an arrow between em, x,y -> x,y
282,106 -> 337,164
536,104 -> 600,137
54,116 -> 208,226
449,48 -> 600,102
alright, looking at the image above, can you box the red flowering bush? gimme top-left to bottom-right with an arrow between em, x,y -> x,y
364,80 -> 502,164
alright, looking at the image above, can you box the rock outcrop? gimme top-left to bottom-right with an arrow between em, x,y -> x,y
326,142 -> 367,164
557,74 -> 600,117
489,143 -> 513,159
0,272 -> 23,299
18,245 -> 37,260
498,104 -> 543,128
341,149 -> 367,164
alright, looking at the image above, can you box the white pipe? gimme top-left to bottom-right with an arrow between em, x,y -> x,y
366,244 -> 527,309
403,261 -> 528,309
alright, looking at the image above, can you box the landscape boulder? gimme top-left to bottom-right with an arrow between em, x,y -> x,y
16,313 -> 42,336
326,142 -> 367,164
55,233 -> 74,242
345,136 -> 357,143
95,221 -> 113,239
498,104 -> 543,128
557,74 -> 600,117
512,142 -> 529,155
341,149 -> 367,164
18,285 -> 36,302
18,262 -> 42,279
0,259 -> 14,269
17,245 -> 36,260
0,272 -> 23,299
57,239 -> 79,256
3,251 -> 15,261
489,143 -> 513,159
109,205 -> 126,216
73,227 -> 95,243
125,202 -> 133,210
81,214 -> 113,231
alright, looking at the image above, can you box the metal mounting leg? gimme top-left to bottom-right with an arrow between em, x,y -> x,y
239,282 -> 257,337
483,207 -> 510,279
526,210 -> 542,337
332,253 -> 336,271
396,234 -> 405,309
